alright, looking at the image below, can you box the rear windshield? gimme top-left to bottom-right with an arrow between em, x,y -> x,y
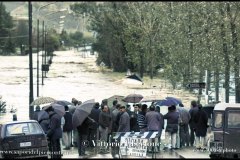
5,122 -> 43,136
228,111 -> 240,128
214,112 -> 223,129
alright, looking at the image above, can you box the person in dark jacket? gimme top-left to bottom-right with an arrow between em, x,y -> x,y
33,105 -> 40,121
111,103 -> 121,133
38,110 -> 49,134
118,106 -> 130,132
88,102 -> 100,147
194,104 -> 208,150
189,100 -> 199,147
163,105 -> 179,150
126,105 -> 139,132
46,106 -> 62,159
98,105 -> 111,154
77,116 -> 95,156
155,105 -> 164,151
63,105 -> 73,150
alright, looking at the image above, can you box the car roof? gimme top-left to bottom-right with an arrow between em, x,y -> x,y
214,103 -> 240,111
0,120 -> 38,125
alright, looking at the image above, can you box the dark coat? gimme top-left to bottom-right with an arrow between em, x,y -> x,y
194,108 -> 208,137
38,111 -> 49,134
63,111 -> 73,132
163,111 -> 179,133
47,111 -> 62,140
77,117 -> 95,135
189,107 -> 199,129
89,107 -> 101,129
98,111 -> 111,129
33,110 -> 40,121
127,110 -> 139,132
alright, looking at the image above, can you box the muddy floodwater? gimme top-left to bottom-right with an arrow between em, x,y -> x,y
0,49 -> 196,121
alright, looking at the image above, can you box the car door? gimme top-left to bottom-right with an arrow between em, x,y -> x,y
224,108 -> 240,153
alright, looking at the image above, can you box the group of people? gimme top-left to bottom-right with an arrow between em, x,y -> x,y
31,97 -> 209,158
163,100 -> 209,150
32,104 -> 73,158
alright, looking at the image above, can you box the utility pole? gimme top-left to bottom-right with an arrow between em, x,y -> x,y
28,1 -> 34,119
42,21 -> 44,85
37,19 -> 39,97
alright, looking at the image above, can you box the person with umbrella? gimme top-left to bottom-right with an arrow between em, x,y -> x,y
45,105 -> 62,159
38,109 -> 49,134
63,105 -> 73,150
76,116 -> 95,157
88,102 -> 101,147
163,105 -> 180,150
72,99 -> 97,156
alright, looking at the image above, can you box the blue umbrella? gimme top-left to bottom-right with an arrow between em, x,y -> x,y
166,97 -> 182,105
155,98 -> 179,106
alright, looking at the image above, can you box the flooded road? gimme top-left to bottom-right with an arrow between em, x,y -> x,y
0,49 -> 196,121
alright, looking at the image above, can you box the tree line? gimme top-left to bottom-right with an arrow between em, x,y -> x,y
70,2 -> 240,103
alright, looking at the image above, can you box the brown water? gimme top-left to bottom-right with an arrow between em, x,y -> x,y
0,49 -> 196,122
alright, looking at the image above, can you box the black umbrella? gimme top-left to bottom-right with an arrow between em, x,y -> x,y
54,100 -> 73,106
72,99 -> 95,128
123,93 -> 144,103
43,103 -> 65,117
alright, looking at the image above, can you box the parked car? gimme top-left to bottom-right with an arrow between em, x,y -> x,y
0,120 -> 48,158
209,103 -> 240,159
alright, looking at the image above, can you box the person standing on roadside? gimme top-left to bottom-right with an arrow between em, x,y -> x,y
111,104 -> 121,133
194,104 -> 208,150
146,105 -> 162,152
77,116 -> 95,157
88,102 -> 101,147
189,100 -> 199,147
118,105 -> 130,132
155,105 -> 164,151
63,105 -> 73,150
163,105 -> 179,150
98,105 -> 111,154
46,106 -> 62,159
137,104 -> 148,132
177,103 -> 191,148
126,104 -> 139,132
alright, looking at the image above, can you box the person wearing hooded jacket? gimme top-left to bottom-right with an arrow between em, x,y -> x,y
46,106 -> 62,159
38,109 -> 49,134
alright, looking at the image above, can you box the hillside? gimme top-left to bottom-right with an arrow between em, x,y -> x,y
3,1 -> 88,34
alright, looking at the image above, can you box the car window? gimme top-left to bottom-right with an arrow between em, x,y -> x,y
228,111 -> 240,128
214,112 -> 223,129
5,122 -> 43,136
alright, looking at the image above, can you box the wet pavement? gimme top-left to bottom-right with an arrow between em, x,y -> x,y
61,145 -> 210,159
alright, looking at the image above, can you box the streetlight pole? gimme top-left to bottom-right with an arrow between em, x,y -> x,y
37,19 -> 39,97
28,1 -> 34,119
42,21 -> 44,85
